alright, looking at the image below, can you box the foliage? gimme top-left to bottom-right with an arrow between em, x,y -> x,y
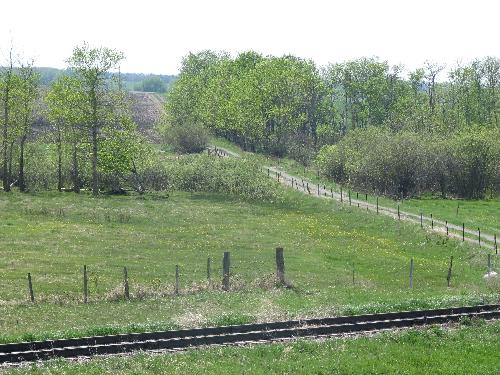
166,154 -> 282,201
161,122 -> 209,154
164,51 -> 333,157
316,127 -> 500,198
133,75 -> 168,93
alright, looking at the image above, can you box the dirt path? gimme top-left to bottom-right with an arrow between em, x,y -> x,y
211,146 -> 498,251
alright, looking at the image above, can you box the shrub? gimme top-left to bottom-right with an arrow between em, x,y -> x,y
315,127 -> 500,199
163,123 -> 209,154
166,154 -> 283,202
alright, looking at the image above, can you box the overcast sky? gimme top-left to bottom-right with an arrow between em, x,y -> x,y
1,0 -> 499,75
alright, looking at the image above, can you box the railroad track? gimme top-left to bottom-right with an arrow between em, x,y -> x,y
1,304 -> 498,364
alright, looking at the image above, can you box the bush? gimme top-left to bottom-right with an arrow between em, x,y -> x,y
163,123 -> 209,154
166,154 -> 283,202
315,127 -> 500,199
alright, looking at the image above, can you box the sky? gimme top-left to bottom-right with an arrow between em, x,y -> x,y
1,0 -> 499,75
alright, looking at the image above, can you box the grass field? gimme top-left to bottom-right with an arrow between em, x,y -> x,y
5,321 -> 499,374
211,138 -> 500,236
0,188 -> 498,344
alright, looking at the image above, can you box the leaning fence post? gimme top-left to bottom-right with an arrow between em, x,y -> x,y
447,256 -> 453,287
222,252 -> 230,291
27,273 -> 34,303
276,247 -> 285,285
175,265 -> 180,295
409,258 -> 414,289
123,267 -> 130,300
83,265 -> 88,303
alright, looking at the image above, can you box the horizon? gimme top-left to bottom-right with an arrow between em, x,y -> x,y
1,0 -> 499,76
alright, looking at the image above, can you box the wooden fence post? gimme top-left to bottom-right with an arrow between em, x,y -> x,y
376,197 -> 379,214
83,265 -> 88,304
175,265 -> 180,295
478,228 -> 481,246
495,234 -> 498,254
340,186 -> 343,202
123,267 -> 130,300
446,221 -> 449,236
409,258 -> 414,289
447,256 -> 453,287
420,213 -> 423,228
317,184 -> 320,195
348,190 -> 351,205
222,252 -> 230,291
276,247 -> 285,285
398,205 -> 400,220
462,223 -> 465,241
27,273 -> 34,303
431,214 -> 433,229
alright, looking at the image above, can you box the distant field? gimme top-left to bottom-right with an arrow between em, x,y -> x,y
0,189 -> 497,343
5,321 -> 499,374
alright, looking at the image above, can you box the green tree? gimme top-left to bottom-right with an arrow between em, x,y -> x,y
46,75 -> 87,192
67,43 -> 125,196
16,61 -> 40,192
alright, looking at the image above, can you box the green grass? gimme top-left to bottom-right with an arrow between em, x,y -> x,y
211,138 -> 500,237
0,189 -> 498,343
5,321 -> 500,374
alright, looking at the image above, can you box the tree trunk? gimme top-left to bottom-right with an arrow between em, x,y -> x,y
91,125 -> 98,196
91,86 -> 99,196
72,141 -> 80,193
57,129 -> 63,192
2,92 -> 10,192
19,136 -> 27,192
8,140 -> 15,188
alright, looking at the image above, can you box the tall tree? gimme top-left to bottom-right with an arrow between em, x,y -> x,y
0,48 -> 16,192
16,61 -> 40,192
67,43 -> 124,196
46,75 -> 86,192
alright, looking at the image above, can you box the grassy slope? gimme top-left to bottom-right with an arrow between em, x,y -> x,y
6,321 -> 500,374
0,189 -> 497,343
211,137 -> 500,236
